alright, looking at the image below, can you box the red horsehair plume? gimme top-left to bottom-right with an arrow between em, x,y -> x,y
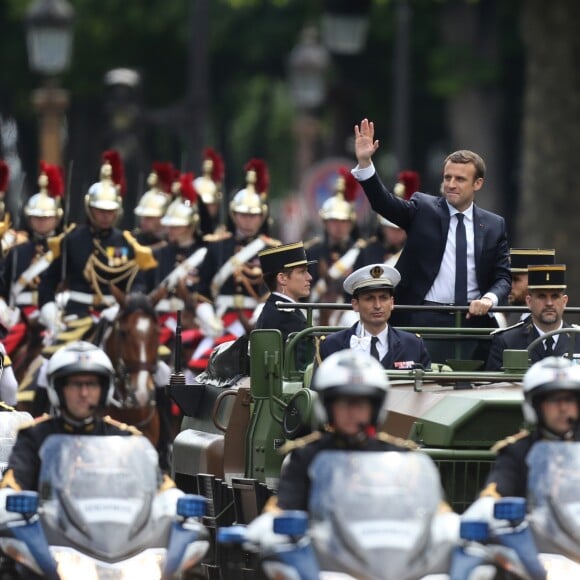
395,170 -> 420,200
338,166 -> 359,203
178,173 -> 198,205
0,161 -> 9,194
102,150 -> 126,195
40,161 -> 65,198
152,162 -> 176,194
244,158 -> 269,196
203,148 -> 225,183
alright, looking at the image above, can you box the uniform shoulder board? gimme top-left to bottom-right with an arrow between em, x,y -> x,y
376,431 -> 419,450
47,223 -> 77,258
122,230 -> 158,271
103,415 -> 143,436
490,429 -> 530,454
278,431 -> 322,455
0,401 -> 14,412
203,230 -> 232,243
19,413 -> 51,430
490,320 -> 526,336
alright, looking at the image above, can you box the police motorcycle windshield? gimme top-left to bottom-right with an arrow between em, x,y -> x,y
0,412 -> 32,474
527,441 -> 580,571
38,435 -> 168,567
308,451 -> 442,580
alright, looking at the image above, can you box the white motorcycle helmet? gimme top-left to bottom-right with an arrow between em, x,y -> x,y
522,356 -> 580,425
46,341 -> 115,411
312,349 -> 390,428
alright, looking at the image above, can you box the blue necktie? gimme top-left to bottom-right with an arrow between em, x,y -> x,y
454,213 -> 468,306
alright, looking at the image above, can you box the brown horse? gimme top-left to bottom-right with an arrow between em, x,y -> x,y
103,289 -> 161,447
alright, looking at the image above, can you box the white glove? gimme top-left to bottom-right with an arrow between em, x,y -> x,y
154,360 -> 171,388
100,303 -> 120,322
0,297 -> 20,329
195,302 -> 224,339
39,301 -> 65,335
245,512 -> 288,548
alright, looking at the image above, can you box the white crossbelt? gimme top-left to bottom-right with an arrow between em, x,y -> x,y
215,295 -> 258,317
155,297 -> 186,313
68,291 -> 116,307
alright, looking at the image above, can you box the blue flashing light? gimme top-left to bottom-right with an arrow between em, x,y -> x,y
217,525 -> 248,544
176,494 -> 207,518
273,511 -> 309,536
460,520 -> 489,542
494,497 -> 527,521
5,491 -> 39,516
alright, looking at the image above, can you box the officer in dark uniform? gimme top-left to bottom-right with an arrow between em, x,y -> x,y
256,241 -> 317,368
191,159 -> 278,368
479,357 -> 580,499
0,163 -> 63,355
486,264 -> 580,371
505,248 -> 555,326
132,161 -> 173,248
0,341 -> 146,492
266,350 -> 416,512
38,151 -> 157,331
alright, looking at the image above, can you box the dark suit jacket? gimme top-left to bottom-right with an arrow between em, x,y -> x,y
486,320 -> 580,371
359,173 -> 511,312
319,323 -> 432,369
255,294 -> 309,368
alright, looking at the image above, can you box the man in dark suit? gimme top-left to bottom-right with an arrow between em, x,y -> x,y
352,119 -> 511,332
319,264 -> 431,370
256,241 -> 317,368
487,264 -> 580,371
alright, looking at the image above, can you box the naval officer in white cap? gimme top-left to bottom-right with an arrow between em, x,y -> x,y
319,263 -> 431,369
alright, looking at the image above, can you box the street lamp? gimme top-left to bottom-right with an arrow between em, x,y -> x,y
321,0 -> 371,55
288,26 -> 329,180
25,0 -> 74,166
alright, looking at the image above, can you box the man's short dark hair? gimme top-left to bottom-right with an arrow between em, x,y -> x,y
444,150 -> 486,180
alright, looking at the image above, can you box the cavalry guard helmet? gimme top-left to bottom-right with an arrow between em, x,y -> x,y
522,356 -> 580,425
229,158 -> 269,217
85,150 -> 125,221
47,341 -> 116,411
134,162 -> 174,218
312,349 -> 390,428
319,167 -> 359,222
194,148 -> 225,206
161,173 -> 200,228
24,161 -> 64,220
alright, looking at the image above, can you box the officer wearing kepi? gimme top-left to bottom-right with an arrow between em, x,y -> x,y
38,151 -> 157,334
486,264 -> 580,371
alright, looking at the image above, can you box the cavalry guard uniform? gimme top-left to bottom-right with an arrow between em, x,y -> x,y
191,159 -> 279,370
307,167 -> 365,326
194,147 -> 226,237
0,162 -> 64,357
38,151 -> 157,338
132,161 -> 174,248
0,160 -> 27,258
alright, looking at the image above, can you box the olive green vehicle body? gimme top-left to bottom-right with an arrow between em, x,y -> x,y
169,323 -> 541,514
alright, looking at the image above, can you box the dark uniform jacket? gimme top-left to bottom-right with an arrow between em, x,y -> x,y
483,426 -> 580,498
353,238 -> 400,271
0,237 -> 49,308
39,225 -> 145,316
486,320 -> 580,371
132,229 -> 166,250
319,323 -> 432,370
1,415 -> 137,491
255,293 -> 309,368
276,431 -> 411,511
358,172 -> 511,324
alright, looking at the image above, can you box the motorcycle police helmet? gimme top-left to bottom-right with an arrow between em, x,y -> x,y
46,341 -> 115,411
522,356 -> 580,425
161,173 -> 200,228
229,158 -> 269,217
85,150 -> 125,221
312,349 -> 390,428
24,162 -> 64,220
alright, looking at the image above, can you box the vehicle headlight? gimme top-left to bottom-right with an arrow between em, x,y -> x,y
51,547 -> 166,580
539,553 -> 580,580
